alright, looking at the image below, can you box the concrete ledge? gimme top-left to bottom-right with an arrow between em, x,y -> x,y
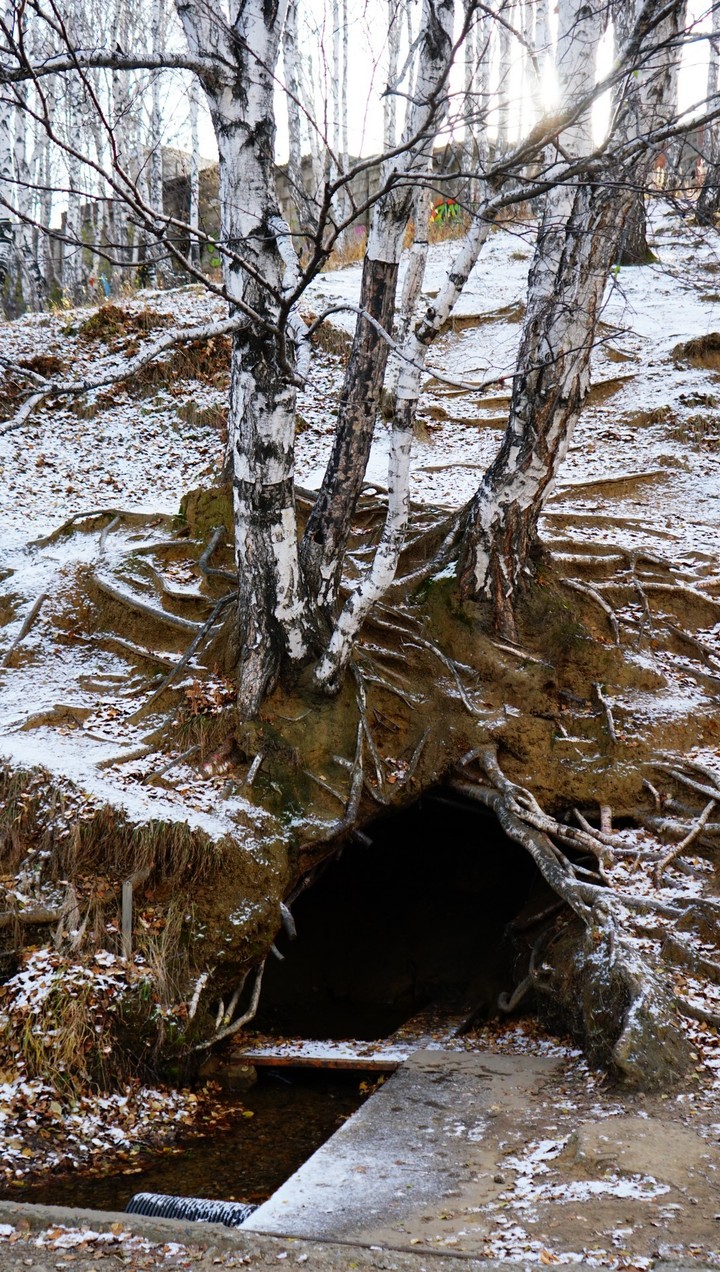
0,1202 -> 713,1272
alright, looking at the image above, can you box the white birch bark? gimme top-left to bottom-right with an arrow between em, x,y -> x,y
315,203 -> 496,687
383,183 -> 432,402
177,0 -> 311,717
384,0 -> 401,150
111,0 -> 134,274
36,112 -> 57,295
63,84 -> 86,302
697,1 -> 720,223
188,75 -> 200,265
11,84 -> 33,303
148,0 -> 165,284
0,0 -> 18,310
459,0 -> 686,636
495,0 -> 514,155
282,0 -> 309,230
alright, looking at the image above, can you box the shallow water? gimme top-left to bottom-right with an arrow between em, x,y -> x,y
0,1071 -> 367,1212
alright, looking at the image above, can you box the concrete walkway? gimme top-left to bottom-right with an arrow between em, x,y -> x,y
245,1051 -> 560,1250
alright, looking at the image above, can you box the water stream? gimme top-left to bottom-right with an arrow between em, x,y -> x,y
0,1071 -> 367,1211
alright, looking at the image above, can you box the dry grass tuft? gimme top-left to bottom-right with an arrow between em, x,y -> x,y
672,332 -> 720,371
77,304 -> 173,344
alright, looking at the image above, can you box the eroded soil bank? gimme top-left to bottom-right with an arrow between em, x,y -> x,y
0,209 -> 719,1259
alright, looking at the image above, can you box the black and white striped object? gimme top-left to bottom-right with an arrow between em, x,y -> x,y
126,1191 -> 257,1228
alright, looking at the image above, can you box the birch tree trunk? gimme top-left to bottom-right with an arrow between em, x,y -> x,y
315,206 -> 496,688
697,2 -> 720,225
10,84 -> 39,310
282,0 -> 310,231
384,0 -> 401,151
459,0 -> 685,639
176,0 -> 311,718
188,76 -> 200,266
63,86 -> 86,303
495,0 -> 514,155
383,183 -> 432,405
147,0 -> 165,284
301,0 -> 456,613
0,0 -> 21,315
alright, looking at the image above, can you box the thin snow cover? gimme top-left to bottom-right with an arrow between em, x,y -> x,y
299,208 -> 720,558
0,289 -> 227,542
0,1072 -> 200,1182
4,946 -> 128,1014
28,1225 -> 191,1261
460,1020 -> 583,1060
0,951 -> 202,1181
494,1137 -> 670,1222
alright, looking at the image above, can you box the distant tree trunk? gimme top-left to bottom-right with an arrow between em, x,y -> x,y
36,113 -> 57,296
384,0 -> 401,151
495,0 -> 513,155
459,0 -> 684,639
177,0 -> 311,718
63,91 -> 86,304
0,2 -> 17,316
283,0 -> 310,232
697,2 -> 720,226
301,0 -> 456,613
111,1 -> 133,278
147,0 -> 165,284
617,193 -> 652,264
12,86 -> 44,310
188,77 -> 200,266
329,0 -> 351,237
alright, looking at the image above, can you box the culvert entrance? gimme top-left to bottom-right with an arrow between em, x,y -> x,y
0,789 -> 563,1216
253,786 -> 555,1046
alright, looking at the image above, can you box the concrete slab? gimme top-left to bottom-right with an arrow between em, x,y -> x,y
244,1049 -> 560,1251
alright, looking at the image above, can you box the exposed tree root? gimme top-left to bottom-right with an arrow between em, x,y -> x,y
655,799 -> 717,888
1,593 -> 47,667
127,592 -> 236,722
94,575 -> 203,633
451,745 -> 693,1085
662,933 -> 720,983
558,577 -> 620,643
194,961 -> 266,1051
593,682 -> 618,745
676,997 -> 720,1028
197,526 -> 236,584
31,509 -> 169,548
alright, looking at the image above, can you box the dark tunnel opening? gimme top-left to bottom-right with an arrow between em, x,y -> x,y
255,785 -> 558,1041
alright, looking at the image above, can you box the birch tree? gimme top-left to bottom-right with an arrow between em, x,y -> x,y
1,0 -> 714,718
697,0 -> 720,224
174,0 -> 314,718
459,0 -> 687,638
300,0 -> 457,611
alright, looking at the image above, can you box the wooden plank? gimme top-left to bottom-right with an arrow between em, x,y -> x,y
231,1002 -> 476,1070
229,1039 -> 408,1071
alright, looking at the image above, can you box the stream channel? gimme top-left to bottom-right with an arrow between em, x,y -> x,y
0,788 -> 546,1214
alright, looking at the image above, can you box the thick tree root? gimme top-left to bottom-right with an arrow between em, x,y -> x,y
452,746 -> 693,1087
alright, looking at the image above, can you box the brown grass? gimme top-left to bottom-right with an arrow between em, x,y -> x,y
672,332 -> 720,371
77,303 -> 173,345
